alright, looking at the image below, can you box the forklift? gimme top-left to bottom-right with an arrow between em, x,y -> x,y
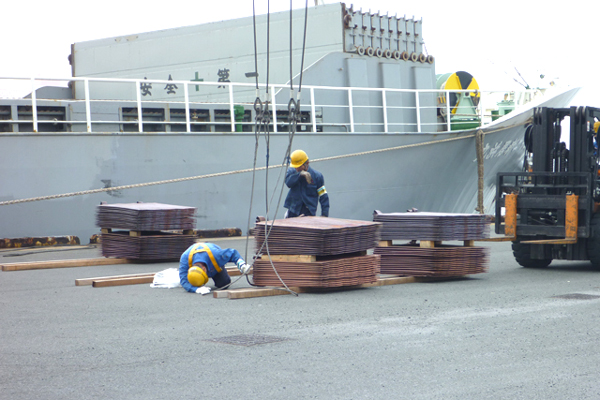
495,106 -> 600,268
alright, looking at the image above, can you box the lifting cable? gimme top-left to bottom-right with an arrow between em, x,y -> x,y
247,0 -> 311,295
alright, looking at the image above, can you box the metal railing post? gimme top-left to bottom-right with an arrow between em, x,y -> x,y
84,79 -> 92,132
348,88 -> 354,133
382,89 -> 388,133
31,78 -> 38,133
136,80 -> 143,133
229,83 -> 235,132
184,83 -> 191,133
445,90 -> 451,131
415,91 -> 421,133
310,87 -> 316,133
271,86 -> 277,133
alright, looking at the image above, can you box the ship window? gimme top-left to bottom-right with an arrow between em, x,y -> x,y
0,105 -> 10,132
169,108 -> 210,132
121,107 -> 165,132
16,105 -> 66,132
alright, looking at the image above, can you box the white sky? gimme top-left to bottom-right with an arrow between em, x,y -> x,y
2,0 -> 599,104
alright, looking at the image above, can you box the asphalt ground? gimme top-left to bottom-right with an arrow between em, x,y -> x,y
1,236 -> 600,399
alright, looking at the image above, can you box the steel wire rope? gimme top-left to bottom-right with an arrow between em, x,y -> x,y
243,0 -> 265,264
248,0 -> 312,295
247,0 -> 299,295
0,122 -> 523,207
219,0 -> 296,296
220,0 -> 276,293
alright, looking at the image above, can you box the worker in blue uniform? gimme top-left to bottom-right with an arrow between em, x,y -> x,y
284,149 -> 330,218
179,242 -> 250,294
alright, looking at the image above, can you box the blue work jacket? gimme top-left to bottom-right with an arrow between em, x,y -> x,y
178,243 -> 242,293
284,165 -> 330,217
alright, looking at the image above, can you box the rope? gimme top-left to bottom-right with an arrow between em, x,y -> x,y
0,121 -> 525,207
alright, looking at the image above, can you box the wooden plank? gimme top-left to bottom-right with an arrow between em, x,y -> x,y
2,258 -> 129,271
101,228 -> 112,234
76,273 -> 156,286
214,275 -> 421,299
265,254 -> 317,262
92,276 -> 155,287
129,231 -> 142,237
378,240 -> 393,247
477,236 -> 515,242
464,240 -> 475,247
81,265 -> 244,287
415,276 -> 466,282
419,241 -> 436,248
219,287 -> 298,299
365,276 -> 418,286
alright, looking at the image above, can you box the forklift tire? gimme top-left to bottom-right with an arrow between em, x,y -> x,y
511,242 -> 552,268
586,213 -> 600,268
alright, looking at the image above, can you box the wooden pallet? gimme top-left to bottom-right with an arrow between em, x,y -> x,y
378,240 -> 475,248
261,251 -> 367,263
101,228 -> 195,237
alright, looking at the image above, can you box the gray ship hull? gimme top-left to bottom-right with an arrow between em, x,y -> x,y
0,87 -> 578,241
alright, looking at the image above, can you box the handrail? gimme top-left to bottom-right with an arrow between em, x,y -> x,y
0,76 -> 546,134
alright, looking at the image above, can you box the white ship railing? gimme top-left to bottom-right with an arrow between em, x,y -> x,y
0,76 -> 545,134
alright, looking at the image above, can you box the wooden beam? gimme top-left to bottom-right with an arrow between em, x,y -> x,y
76,273 -> 156,286
214,286 -> 298,299
477,236 -> 515,242
265,254 -> 317,262
362,276 -> 418,286
214,275 -> 423,299
2,258 -> 129,271
92,276 -> 155,287
79,266 -> 244,287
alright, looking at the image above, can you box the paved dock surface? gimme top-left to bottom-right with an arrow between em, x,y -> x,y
2,237 -> 600,399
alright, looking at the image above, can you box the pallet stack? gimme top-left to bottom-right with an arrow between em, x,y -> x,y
372,211 -> 490,277
252,216 -> 382,288
96,202 -> 197,261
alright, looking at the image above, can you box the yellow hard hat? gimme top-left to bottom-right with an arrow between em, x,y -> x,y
188,265 -> 208,287
290,150 -> 308,168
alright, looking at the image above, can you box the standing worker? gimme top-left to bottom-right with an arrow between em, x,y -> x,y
179,242 -> 250,294
284,149 -> 330,218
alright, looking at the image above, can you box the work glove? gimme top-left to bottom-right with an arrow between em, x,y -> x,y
195,287 -> 211,295
236,258 -> 251,274
299,170 -> 312,184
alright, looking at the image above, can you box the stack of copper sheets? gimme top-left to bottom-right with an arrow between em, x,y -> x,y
97,202 -> 196,260
373,244 -> 489,277
372,210 -> 491,241
97,202 -> 196,231
254,216 -> 381,256
253,254 -> 380,287
253,216 -> 381,288
100,231 -> 196,260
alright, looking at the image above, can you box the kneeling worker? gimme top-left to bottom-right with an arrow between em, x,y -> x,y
179,242 -> 250,294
